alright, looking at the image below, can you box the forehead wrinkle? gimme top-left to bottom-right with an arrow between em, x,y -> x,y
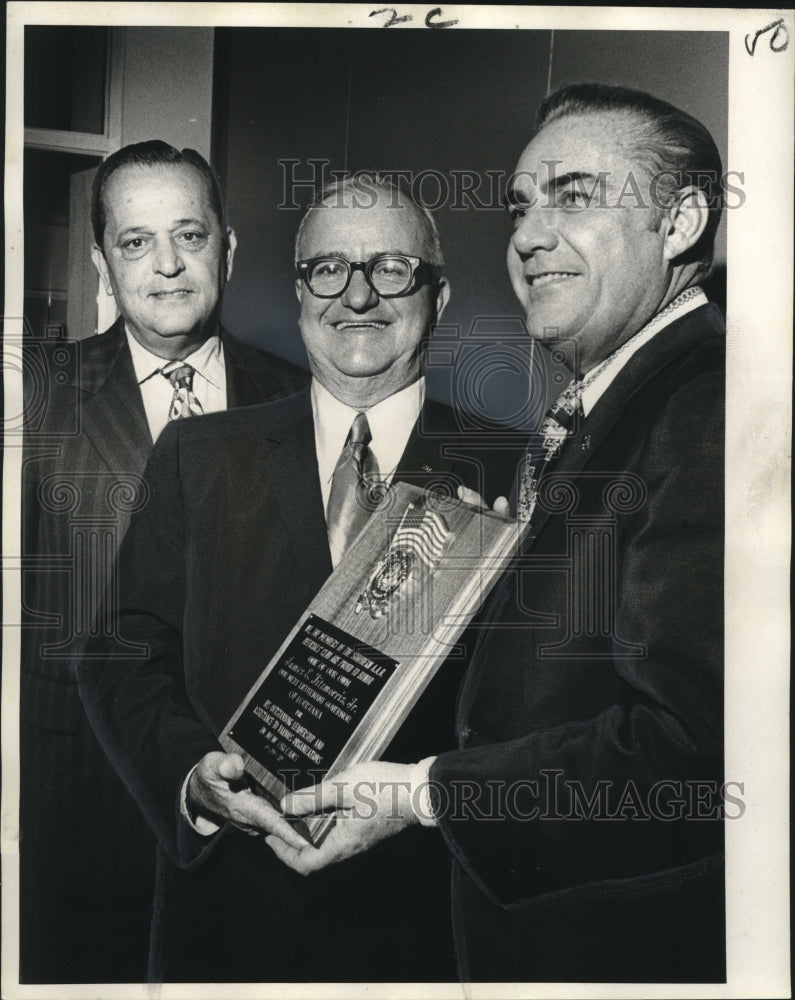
303,249 -> 418,261
298,203 -> 433,262
102,163 -> 218,230
533,111 -> 656,188
168,217 -> 209,229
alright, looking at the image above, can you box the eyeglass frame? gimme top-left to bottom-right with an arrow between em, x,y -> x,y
295,254 -> 441,299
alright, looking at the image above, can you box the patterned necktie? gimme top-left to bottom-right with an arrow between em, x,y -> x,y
160,361 -> 205,421
516,380 -> 583,524
326,412 -> 383,563
515,288 -> 707,524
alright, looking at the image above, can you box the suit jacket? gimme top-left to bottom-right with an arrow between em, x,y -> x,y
19,317 -> 309,983
78,387 -> 522,982
429,303 -> 726,983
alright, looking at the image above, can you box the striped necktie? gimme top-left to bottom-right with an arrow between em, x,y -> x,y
160,361 -> 205,421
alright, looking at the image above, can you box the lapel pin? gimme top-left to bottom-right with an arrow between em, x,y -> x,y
421,464 -> 432,473
581,435 -> 591,451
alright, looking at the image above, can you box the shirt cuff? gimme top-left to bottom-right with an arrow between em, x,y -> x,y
180,764 -> 222,836
408,755 -> 438,827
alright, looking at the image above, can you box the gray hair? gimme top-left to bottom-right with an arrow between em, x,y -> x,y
294,172 -> 445,271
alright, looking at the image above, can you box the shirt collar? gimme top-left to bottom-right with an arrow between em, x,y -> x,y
364,376 -> 425,468
311,375 -> 425,478
125,328 -> 224,388
580,287 -> 707,416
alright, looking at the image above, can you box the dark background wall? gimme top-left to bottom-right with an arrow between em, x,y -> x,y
213,28 -> 728,424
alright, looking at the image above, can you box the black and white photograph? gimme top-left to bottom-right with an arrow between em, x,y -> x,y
2,4 -> 792,997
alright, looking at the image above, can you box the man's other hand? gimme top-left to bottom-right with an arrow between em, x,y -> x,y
187,751 -> 307,850
457,484 -> 510,516
265,761 -> 418,875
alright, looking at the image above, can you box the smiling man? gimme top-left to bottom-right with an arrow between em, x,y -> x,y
296,183 -> 448,404
78,174 -> 519,982
20,140 -> 307,983
270,85 -> 727,985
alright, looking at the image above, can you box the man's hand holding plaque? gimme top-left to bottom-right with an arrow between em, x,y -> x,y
458,486 -> 510,518
267,760 -> 419,874
186,751 -> 310,848
220,480 -> 520,845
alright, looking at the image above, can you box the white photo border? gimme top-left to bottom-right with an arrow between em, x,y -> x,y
3,5 -> 792,999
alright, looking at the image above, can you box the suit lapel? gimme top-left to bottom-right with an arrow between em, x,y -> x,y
263,393 -> 334,588
224,335 -> 261,408
523,304 -> 723,545
250,394 -> 455,591
395,399 -> 460,488
77,320 -> 152,476
223,332 -> 301,408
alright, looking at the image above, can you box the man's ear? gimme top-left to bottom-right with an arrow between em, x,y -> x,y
662,187 -> 710,261
225,228 -> 238,282
295,278 -> 304,305
435,277 -> 451,323
91,245 -> 114,296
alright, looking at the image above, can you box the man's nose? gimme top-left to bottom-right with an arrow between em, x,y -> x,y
152,236 -> 185,277
340,268 -> 379,311
510,209 -> 559,257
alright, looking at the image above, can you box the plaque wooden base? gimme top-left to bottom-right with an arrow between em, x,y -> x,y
221,482 -> 520,844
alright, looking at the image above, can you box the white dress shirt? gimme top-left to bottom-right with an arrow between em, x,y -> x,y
312,376 -> 425,566
126,329 -> 227,441
580,288 -> 707,416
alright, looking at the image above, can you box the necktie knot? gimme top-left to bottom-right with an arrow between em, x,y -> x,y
161,361 -> 195,391
546,378 -> 583,430
348,412 -> 372,465
160,361 -> 204,421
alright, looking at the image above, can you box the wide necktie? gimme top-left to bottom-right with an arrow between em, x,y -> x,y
516,380 -> 583,524
160,361 -> 205,421
326,412 -> 383,564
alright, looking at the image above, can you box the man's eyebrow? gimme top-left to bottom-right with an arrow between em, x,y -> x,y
502,185 -> 529,209
114,219 -> 207,241
504,169 -> 604,210
169,218 -> 207,230
115,226 -> 154,241
298,250 -> 350,260
299,250 -> 414,260
544,170 -> 600,193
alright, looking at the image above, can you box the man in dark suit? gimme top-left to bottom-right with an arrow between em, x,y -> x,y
78,174 -> 520,982
273,85 -> 727,984
20,140 -> 307,983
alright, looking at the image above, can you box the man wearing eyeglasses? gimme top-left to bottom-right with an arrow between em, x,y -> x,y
293,176 -> 455,568
78,174 -> 519,982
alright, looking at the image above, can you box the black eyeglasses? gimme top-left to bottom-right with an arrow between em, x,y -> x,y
296,254 -> 439,298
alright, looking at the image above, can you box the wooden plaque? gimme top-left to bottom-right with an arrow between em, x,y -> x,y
221,482 -> 520,844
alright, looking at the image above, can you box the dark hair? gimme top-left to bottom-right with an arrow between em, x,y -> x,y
536,82 -> 723,279
91,140 -> 228,252
295,171 -> 445,271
